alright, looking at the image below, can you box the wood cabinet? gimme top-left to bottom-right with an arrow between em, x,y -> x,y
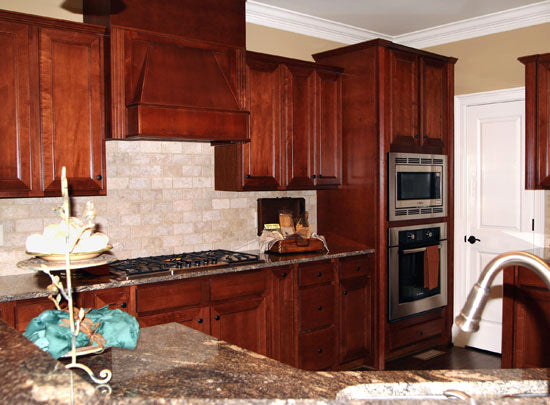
215,51 -> 342,191
7,297 -> 57,332
388,49 -> 449,154
78,287 -> 134,314
502,265 -> 550,368
519,53 -> 550,189
314,39 -> 456,368
0,11 -> 106,198
338,255 -> 374,368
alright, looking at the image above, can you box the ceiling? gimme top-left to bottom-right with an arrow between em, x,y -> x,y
250,0 -> 544,36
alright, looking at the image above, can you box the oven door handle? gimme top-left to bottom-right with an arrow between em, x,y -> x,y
402,245 -> 441,254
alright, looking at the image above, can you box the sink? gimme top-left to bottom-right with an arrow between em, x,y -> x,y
336,380 -> 549,402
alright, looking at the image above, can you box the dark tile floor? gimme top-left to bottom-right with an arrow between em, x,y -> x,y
385,345 -> 501,371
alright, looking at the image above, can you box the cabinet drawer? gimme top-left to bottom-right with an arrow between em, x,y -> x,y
299,284 -> 335,331
299,261 -> 333,287
340,255 -> 373,279
136,279 -> 203,314
210,271 -> 266,301
299,326 -> 336,370
389,316 -> 444,352
138,306 -> 209,333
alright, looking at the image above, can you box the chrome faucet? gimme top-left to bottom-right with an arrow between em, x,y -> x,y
456,251 -> 550,332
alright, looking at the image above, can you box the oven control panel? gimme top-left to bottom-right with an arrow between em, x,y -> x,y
398,227 -> 441,247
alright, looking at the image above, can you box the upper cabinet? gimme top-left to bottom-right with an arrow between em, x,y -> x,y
84,0 -> 249,142
388,48 -> 451,154
214,52 -> 342,191
519,53 -> 550,189
0,11 -> 106,198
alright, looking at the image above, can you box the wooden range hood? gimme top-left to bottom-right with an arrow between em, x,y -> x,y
84,0 -> 249,142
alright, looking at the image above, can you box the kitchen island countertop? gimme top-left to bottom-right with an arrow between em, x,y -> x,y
1,319 -> 549,404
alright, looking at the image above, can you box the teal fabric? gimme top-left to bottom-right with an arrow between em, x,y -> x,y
23,306 -> 140,359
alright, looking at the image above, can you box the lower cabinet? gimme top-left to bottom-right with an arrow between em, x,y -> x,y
503,266 -> 550,368
338,255 -> 374,368
3,253 -> 376,371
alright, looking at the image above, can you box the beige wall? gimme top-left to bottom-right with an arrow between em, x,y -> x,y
246,23 -> 344,61
425,23 -> 550,95
0,0 -> 82,21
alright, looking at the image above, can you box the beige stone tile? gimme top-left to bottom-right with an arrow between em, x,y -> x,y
174,223 -> 194,235
183,234 -> 202,245
180,143 -> 203,154
117,141 -> 141,153
139,141 -> 162,153
121,214 -> 141,226
172,178 -> 194,189
212,199 -> 230,209
15,218 -> 44,233
152,178 -> 173,189
161,141 -> 183,154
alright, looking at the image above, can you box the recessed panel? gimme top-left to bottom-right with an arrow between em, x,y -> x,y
479,117 -> 521,229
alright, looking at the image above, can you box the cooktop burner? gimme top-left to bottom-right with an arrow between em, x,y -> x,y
109,249 -> 261,280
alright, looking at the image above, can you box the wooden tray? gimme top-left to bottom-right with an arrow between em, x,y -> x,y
268,238 -> 325,254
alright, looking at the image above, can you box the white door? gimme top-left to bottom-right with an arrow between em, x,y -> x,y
453,89 -> 544,353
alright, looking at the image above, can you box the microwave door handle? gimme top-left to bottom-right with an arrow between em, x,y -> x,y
402,245 -> 442,254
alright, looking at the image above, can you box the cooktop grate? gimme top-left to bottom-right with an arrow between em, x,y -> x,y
109,249 -> 261,280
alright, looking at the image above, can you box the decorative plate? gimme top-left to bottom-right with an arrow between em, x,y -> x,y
26,245 -> 113,262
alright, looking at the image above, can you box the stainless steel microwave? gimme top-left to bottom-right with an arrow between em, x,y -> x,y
388,152 -> 447,221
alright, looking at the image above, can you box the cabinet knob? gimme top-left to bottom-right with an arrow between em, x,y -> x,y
120,302 -> 127,308
198,318 -> 203,324
281,272 -> 287,278
317,305 -> 323,311
316,272 -> 322,277
343,291 -> 348,295
418,330 -> 424,336
318,174 -> 323,178
424,135 -> 428,140
317,348 -> 323,354
311,174 -> 316,179
414,134 -> 420,139
215,315 -> 220,321
246,174 -> 251,178
96,174 -> 103,181
356,266 -> 361,271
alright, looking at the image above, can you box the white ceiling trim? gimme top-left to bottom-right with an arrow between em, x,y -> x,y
245,0 -> 392,44
246,0 -> 550,48
395,1 -> 550,48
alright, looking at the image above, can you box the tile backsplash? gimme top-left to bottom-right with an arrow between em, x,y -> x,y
0,141 -> 316,276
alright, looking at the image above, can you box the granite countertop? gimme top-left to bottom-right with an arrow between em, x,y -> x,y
0,236 -> 374,303
1,320 -> 548,404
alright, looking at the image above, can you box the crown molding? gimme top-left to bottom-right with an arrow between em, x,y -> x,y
245,0 -> 391,44
395,1 -> 550,48
246,0 -> 550,48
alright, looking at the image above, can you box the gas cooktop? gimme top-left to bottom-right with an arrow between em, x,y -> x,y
109,249 -> 261,280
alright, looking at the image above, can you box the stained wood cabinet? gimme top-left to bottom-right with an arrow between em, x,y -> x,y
502,265 -> 550,368
215,51 -> 342,191
519,53 -> 550,189
0,11 -> 106,198
78,287 -> 134,314
388,49 -> 449,154
338,255 -> 374,368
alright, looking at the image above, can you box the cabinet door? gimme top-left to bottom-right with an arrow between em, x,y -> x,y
138,306 -> 210,334
0,20 -> 37,197
420,57 -> 448,153
39,28 -> 105,196
314,70 -> 342,187
242,56 -> 284,189
388,49 -> 418,150
211,295 -> 268,356
14,297 -> 57,332
78,287 -> 134,314
339,276 -> 372,365
0,301 -> 15,327
285,64 -> 316,189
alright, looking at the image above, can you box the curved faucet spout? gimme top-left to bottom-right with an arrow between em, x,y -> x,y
456,251 -> 550,332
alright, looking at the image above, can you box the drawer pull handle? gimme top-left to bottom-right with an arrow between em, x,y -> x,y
96,174 -> 103,181
343,290 -> 348,295
316,272 -> 322,277
281,272 -> 287,278
197,318 -> 203,324
317,348 -> 323,354
312,174 -> 316,179
317,306 -> 323,311
120,302 -> 127,308
215,315 -> 220,321
246,174 -> 251,178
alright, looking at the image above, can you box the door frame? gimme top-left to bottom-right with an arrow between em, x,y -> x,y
453,87 -> 545,344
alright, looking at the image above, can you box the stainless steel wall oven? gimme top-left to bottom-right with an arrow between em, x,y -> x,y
388,222 -> 447,321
